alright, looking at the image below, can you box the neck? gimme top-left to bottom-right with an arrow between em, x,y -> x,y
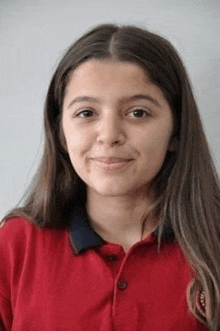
86,188 -> 158,251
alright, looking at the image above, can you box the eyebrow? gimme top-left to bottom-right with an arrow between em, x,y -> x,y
67,94 -> 161,109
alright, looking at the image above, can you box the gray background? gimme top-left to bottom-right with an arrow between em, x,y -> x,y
1,0 -> 220,219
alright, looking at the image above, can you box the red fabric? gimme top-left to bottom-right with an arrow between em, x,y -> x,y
0,217 -> 207,331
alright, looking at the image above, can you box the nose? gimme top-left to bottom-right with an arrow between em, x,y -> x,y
96,112 -> 126,146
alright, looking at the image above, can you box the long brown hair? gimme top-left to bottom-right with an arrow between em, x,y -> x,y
2,24 -> 220,329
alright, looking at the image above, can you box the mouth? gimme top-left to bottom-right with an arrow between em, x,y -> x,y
90,157 -> 133,171
91,157 -> 133,164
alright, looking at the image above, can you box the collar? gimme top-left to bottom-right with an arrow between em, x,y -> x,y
69,206 -> 175,254
69,206 -> 104,253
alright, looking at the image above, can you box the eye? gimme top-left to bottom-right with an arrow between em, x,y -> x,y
128,108 -> 150,118
75,109 -> 94,118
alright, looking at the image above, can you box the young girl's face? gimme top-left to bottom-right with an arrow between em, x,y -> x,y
62,59 -> 174,199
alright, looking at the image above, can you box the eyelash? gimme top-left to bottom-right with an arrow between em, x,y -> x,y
127,108 -> 151,118
75,109 -> 94,118
74,108 -> 151,119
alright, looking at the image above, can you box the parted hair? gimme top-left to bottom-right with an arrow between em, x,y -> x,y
2,23 -> 220,330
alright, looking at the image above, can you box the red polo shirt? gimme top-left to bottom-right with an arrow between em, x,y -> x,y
0,207 -> 207,330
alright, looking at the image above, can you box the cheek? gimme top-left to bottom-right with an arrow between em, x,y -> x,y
62,116 -> 86,148
65,130 -> 93,161
140,132 -> 172,165
68,134 -> 81,146
64,126 -> 86,148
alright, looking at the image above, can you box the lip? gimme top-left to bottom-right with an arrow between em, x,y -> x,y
91,157 -> 133,164
90,157 -> 133,171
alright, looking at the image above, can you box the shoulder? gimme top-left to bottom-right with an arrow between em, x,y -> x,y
0,217 -> 37,299
0,216 -> 35,233
0,217 -> 69,266
0,217 -> 67,249
0,217 -> 43,269
0,217 -> 68,298
0,217 -> 41,248
0,216 -> 33,238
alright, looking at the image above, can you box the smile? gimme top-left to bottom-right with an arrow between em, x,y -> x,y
90,157 -> 133,171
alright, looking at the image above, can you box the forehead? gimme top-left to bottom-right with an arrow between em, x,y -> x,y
80,59 -> 147,72
64,59 -> 168,104
67,59 -> 151,86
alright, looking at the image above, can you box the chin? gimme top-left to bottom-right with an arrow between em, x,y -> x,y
88,182 -> 128,196
96,188 -> 129,197
89,181 -> 142,198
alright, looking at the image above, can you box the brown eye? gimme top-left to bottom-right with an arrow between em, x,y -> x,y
76,110 -> 94,118
129,108 -> 150,118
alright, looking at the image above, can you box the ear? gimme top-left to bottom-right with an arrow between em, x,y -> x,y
168,136 -> 178,152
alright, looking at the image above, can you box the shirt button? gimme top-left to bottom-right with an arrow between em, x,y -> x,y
107,254 -> 117,261
118,279 -> 127,291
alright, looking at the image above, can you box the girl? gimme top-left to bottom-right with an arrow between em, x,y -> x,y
0,23 -> 220,331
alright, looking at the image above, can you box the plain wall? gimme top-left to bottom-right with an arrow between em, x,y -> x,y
1,0 -> 220,219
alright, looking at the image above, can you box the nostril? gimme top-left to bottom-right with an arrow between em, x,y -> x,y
97,138 -> 124,146
97,128 -> 125,146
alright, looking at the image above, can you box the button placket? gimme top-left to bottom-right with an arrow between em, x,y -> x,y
114,249 -> 133,294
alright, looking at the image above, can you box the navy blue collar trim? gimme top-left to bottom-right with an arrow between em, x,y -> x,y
69,206 -> 175,254
69,206 -> 104,253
